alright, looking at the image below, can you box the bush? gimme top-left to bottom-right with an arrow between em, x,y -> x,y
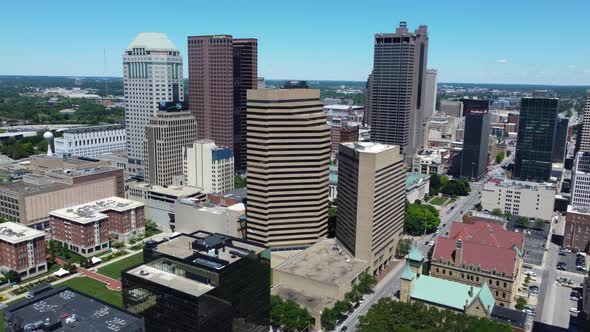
111,241 -> 124,249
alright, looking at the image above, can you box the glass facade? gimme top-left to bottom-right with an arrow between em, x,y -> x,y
460,99 -> 490,179
514,98 -> 559,182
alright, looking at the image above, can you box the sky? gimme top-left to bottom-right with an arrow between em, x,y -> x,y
1,0 -> 589,85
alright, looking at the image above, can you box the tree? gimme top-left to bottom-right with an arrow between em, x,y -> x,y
333,300 -> 351,316
111,241 -> 124,249
234,175 -> 247,189
356,298 -> 512,332
356,273 -> 376,294
534,219 -> 545,230
440,178 -> 470,196
321,307 -> 338,331
491,208 -> 503,217
495,152 -> 505,164
515,297 -> 527,310
429,174 -> 448,196
405,203 -> 441,235
516,216 -> 528,227
4,270 -> 21,283
271,295 -> 313,331
474,203 -> 483,212
396,239 -> 412,258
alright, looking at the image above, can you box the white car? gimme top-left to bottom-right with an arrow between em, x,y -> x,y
428,241 -> 435,246
525,271 -> 537,277
435,229 -> 440,234
577,252 -> 587,257
569,308 -> 580,314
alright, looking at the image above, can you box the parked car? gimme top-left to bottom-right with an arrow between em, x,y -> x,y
569,308 -> 580,314
525,271 -> 537,277
577,252 -> 587,257
577,266 -> 587,272
428,241 -> 435,246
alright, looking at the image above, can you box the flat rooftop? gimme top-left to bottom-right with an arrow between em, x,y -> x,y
63,124 -> 124,134
342,142 -> 396,154
274,238 -> 369,286
487,179 -> 555,191
209,187 -> 247,202
0,179 -> 68,195
272,285 -> 337,317
49,197 -> 143,224
126,264 -> 214,298
0,222 -> 45,244
567,204 -> 590,215
4,286 -> 144,332
129,182 -> 203,197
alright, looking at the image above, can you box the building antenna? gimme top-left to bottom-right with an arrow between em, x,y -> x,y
104,48 -> 108,97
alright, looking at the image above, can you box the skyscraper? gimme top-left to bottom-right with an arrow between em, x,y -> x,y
187,35 -> 257,172
570,91 -> 590,208
123,33 -> 183,180
246,89 -> 331,247
183,139 -> 234,194
364,72 -> 373,126
370,22 -> 429,165
145,109 -> 198,186
552,115 -> 568,163
424,69 -> 438,119
336,142 -> 405,275
580,90 -> 590,152
513,97 -> 559,182
460,99 -> 490,179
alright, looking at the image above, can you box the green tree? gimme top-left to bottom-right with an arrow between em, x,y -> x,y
356,273 -> 377,294
321,307 -> 338,331
396,239 -> 412,258
534,219 -> 545,230
516,216 -> 528,227
405,203 -> 441,235
234,175 -> 247,189
271,295 -> 313,331
474,203 -> 483,212
491,208 -> 503,217
515,297 -> 527,310
4,270 -> 21,283
495,152 -> 505,164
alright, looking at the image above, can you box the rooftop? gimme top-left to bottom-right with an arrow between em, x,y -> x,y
406,247 -> 425,262
274,238 -> 369,286
126,264 -> 214,298
323,104 -> 364,110
486,179 -> 555,191
410,275 -> 495,313
406,173 -> 430,190
209,188 -> 247,203
342,142 -> 395,154
0,222 -> 45,244
127,32 -> 177,51
63,125 -> 124,134
567,204 -> 590,215
491,306 -> 527,329
129,182 -> 203,198
49,197 -> 143,224
4,286 -> 144,332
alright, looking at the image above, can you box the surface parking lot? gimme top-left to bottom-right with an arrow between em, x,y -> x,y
557,252 -> 588,275
506,220 -> 548,266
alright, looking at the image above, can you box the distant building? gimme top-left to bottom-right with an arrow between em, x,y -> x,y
439,100 -> 464,117
424,69 -> 438,119
0,222 -> 47,280
412,149 -> 447,175
50,197 -> 145,256
29,154 -> 109,173
3,285 -> 145,332
370,22 -> 429,165
0,166 -> 124,228
364,72 -> 373,126
96,150 -> 129,178
431,221 -> 525,307
337,142 -> 405,275
580,91 -> 590,152
124,32 -> 183,180
481,180 -> 556,220
145,110 -> 198,186
207,188 -> 247,207
174,199 -> 245,238
426,114 -> 464,148
329,119 -> 359,156
406,173 -> 430,203
283,80 -> 308,89
329,165 -> 338,201
54,125 -> 126,158
188,35 -> 257,172
257,77 -> 265,89
246,89 -> 330,247
122,231 -> 270,332
564,205 -> 590,253
571,92 -> 590,209
460,99 -> 490,179
183,140 -> 234,194
323,104 -> 364,123
513,97 -> 559,182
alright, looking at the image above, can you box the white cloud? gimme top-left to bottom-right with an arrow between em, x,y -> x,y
496,59 -> 508,64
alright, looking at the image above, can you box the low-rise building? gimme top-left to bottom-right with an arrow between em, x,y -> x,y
3,285 -> 145,332
96,150 -> 129,178
426,114 -> 464,149
122,231 -> 270,332
430,221 -> 525,307
49,197 -> 145,256
173,199 -> 245,237
406,173 -> 430,203
481,179 -> 556,221
412,149 -> 448,175
54,124 -> 126,158
0,222 -> 47,280
207,188 -> 247,207
329,119 -> 359,157
565,205 -> 590,253
182,139 -> 234,194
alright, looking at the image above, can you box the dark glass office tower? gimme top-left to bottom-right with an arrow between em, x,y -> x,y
514,97 -> 559,182
552,115 -> 568,163
122,231 -> 270,332
460,99 -> 490,179
370,22 -> 429,165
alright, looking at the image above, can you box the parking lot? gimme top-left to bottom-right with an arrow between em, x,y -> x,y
557,252 -> 588,275
506,220 -> 549,266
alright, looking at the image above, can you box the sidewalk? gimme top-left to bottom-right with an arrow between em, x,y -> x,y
78,267 -> 122,291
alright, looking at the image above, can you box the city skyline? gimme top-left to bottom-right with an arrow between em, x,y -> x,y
1,0 -> 589,85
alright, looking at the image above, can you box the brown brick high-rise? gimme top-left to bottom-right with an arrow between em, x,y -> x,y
187,35 -> 257,172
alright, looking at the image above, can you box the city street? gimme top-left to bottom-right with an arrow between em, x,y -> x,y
338,178 -> 485,332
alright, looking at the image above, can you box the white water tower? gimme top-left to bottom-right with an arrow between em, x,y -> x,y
43,131 -> 54,156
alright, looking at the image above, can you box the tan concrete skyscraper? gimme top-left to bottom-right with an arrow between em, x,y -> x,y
336,142 -> 405,276
246,89 -> 331,247
145,110 -> 198,186
580,90 -> 590,152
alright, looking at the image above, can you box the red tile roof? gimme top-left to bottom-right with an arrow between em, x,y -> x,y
432,221 -> 524,277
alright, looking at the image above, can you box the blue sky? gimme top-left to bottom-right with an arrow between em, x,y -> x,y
1,0 -> 589,84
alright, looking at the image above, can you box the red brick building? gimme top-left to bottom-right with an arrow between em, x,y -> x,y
0,222 -> 47,280
49,197 -> 145,257
565,205 -> 590,253
330,120 -> 359,156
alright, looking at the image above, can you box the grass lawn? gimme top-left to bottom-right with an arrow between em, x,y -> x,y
58,277 -> 122,308
97,253 -> 143,280
429,196 -> 448,205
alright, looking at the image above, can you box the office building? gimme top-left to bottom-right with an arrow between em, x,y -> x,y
412,149 -> 447,175
480,180 -> 556,221
96,150 -> 129,178
207,188 -> 247,207
552,115 -> 569,163
580,91 -> 590,152
246,89 -> 331,247
513,97 -> 559,182
124,32 -> 183,179
183,139 -> 234,194
564,205 -> 590,252
54,125 -> 126,158
571,93 -> 590,209
187,35 -> 257,172
460,99 -> 490,179
50,197 -> 145,256
370,22 -> 429,164
329,119 -> 359,156
424,69 -> 438,119
145,110 -> 198,186
364,72 -> 373,126
439,100 -> 464,117
173,199 -> 245,238
336,142 -> 405,274
0,222 -> 47,280
431,221 -> 525,307
122,231 -> 270,332
3,285 -> 145,332
426,114 -> 464,148
0,166 -> 124,228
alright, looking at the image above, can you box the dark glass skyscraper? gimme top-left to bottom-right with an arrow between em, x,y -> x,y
370,22 -> 429,164
460,99 -> 490,179
514,97 -> 559,182
122,231 -> 270,332
552,115 -> 568,163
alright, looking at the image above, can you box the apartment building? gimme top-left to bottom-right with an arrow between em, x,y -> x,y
0,222 -> 47,280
